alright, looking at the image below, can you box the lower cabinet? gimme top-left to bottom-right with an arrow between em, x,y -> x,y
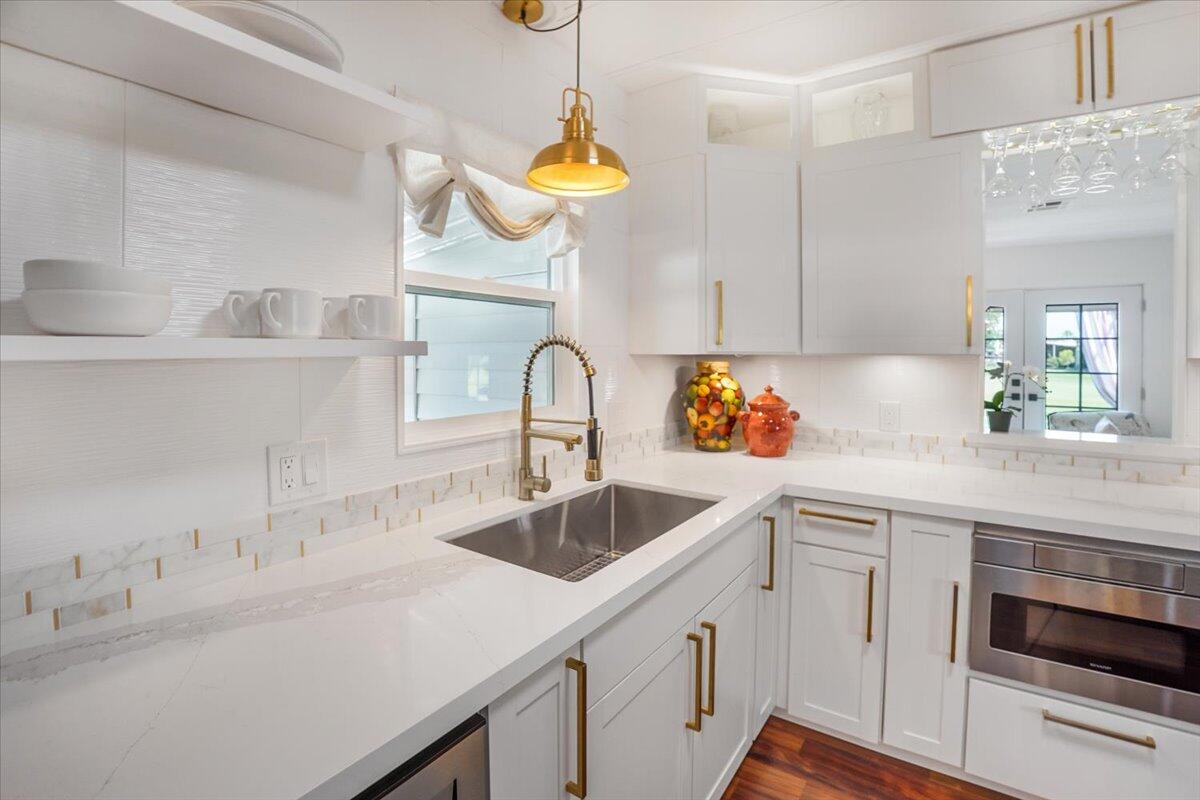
787,543 -> 888,743
965,678 -> 1200,800
882,513 -> 972,766
753,506 -> 783,732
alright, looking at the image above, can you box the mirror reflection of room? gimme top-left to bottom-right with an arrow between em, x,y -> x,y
982,99 -> 1198,438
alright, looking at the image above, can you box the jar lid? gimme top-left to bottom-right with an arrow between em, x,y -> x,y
697,360 -> 730,373
748,385 -> 790,411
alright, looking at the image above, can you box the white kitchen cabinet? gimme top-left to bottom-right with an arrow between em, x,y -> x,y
587,622 -> 695,800
800,134 -> 982,355
489,644 -> 583,800
882,513 -> 972,767
753,507 -> 783,731
965,678 -> 1200,800
787,544 -> 887,743
1093,1 -> 1200,112
692,564 -> 758,800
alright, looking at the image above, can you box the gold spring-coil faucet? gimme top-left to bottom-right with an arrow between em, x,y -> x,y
518,335 -> 604,500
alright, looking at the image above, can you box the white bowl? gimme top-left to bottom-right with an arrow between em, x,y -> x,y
22,289 -> 173,336
23,259 -> 172,296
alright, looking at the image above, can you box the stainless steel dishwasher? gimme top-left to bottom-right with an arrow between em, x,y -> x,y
354,715 -> 487,800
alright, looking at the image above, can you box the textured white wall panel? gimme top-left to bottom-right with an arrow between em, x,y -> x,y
0,45 -> 125,334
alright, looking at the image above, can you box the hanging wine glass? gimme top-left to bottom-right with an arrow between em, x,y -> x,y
1083,115 -> 1117,194
984,129 -> 1015,199
1155,106 -> 1193,181
1050,122 -> 1082,196
1122,117 -> 1156,195
1019,129 -> 1052,209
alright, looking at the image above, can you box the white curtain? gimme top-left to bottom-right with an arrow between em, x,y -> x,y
392,148 -> 587,258
1081,306 -> 1118,407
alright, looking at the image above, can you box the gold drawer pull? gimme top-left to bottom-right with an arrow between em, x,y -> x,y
1042,709 -> 1156,749
686,632 -> 703,732
866,566 -> 876,644
1104,16 -> 1115,99
565,657 -> 587,798
761,516 -> 776,592
1073,23 -> 1084,104
701,621 -> 716,717
715,280 -> 724,346
965,275 -> 974,348
949,581 -> 960,663
797,507 -> 878,527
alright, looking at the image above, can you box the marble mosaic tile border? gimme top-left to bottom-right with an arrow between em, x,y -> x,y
0,424 -> 686,637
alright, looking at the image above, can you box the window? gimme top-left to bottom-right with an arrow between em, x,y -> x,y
1043,302 -> 1119,419
983,306 -> 1006,401
403,195 -> 573,436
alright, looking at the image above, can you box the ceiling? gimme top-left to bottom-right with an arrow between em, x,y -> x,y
486,0 -> 1127,92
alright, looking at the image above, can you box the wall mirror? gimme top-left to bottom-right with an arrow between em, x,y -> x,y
981,98 -> 1198,441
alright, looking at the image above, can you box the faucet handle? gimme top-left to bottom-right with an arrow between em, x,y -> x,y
541,454 -> 548,479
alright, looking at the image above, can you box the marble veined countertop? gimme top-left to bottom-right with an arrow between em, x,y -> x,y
2,448 -> 1197,800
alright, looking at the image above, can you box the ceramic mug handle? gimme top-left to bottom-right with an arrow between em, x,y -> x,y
350,297 -> 368,336
222,294 -> 244,330
260,291 -> 283,334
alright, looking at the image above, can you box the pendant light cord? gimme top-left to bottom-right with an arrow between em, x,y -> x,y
522,0 -> 585,88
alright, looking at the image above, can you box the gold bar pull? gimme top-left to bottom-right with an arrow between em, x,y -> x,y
715,280 -> 724,346
1105,16 -> 1115,99
1042,709 -> 1156,749
686,632 -> 703,731
865,566 -> 876,644
760,516 -> 776,592
1073,22 -> 1084,104
700,621 -> 716,717
965,274 -> 974,348
949,581 -> 960,664
565,657 -> 588,798
797,506 -> 878,527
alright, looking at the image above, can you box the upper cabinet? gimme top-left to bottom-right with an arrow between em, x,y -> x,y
930,2 -> 1200,136
628,77 -> 800,355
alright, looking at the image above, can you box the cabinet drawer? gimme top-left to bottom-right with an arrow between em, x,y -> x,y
965,679 -> 1200,800
584,518 -> 757,705
792,499 -> 887,557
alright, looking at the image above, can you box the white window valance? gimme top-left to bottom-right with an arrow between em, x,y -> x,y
393,148 -> 588,258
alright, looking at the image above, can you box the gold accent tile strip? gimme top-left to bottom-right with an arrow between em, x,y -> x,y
374,505 -> 379,521
52,608 -> 60,631
253,553 -> 260,571
24,590 -> 32,615
300,541 -> 306,558
193,529 -> 200,549
319,518 -> 326,535
125,588 -> 132,610
74,555 -> 82,579
266,513 -> 273,532
235,539 -> 242,558
155,558 -> 162,580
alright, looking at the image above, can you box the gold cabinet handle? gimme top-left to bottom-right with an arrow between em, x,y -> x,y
865,566 -> 876,644
565,657 -> 588,798
797,507 -> 877,527
686,632 -> 703,731
1073,22 -> 1084,104
715,280 -> 724,346
949,581 -> 960,664
760,515 -> 776,592
1104,16 -> 1115,99
1042,709 -> 1156,749
965,274 -> 974,348
700,621 -> 717,717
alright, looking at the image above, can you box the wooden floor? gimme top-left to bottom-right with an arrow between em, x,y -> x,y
721,717 -> 1014,800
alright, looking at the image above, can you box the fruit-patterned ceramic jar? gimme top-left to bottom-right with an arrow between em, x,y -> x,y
683,361 -> 744,452
738,385 -> 800,457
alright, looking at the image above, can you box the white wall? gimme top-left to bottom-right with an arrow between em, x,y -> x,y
984,236 -> 1175,436
0,3 -> 676,572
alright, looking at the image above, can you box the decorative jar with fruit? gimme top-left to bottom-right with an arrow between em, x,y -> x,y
683,361 -> 744,452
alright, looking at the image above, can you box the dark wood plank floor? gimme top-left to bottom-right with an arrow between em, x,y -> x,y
721,717 -> 1015,800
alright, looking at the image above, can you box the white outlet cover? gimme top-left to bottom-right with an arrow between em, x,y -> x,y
268,439 -> 327,506
879,401 -> 901,432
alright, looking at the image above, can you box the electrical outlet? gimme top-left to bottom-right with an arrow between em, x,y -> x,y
879,401 -> 901,432
268,439 -> 327,505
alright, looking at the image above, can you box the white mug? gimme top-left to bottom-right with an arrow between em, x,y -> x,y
349,294 -> 400,340
222,290 -> 261,337
321,297 -> 348,339
260,288 -> 322,339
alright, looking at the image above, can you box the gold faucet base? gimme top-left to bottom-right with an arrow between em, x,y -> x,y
584,460 -> 603,481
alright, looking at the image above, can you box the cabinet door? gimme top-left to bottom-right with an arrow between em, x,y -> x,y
801,135 -> 982,355
787,544 -> 887,743
882,514 -> 971,767
692,564 -> 758,800
1094,1 -> 1200,112
753,509 -> 781,732
629,155 -> 705,355
588,623 -> 694,800
929,17 -> 1092,136
705,150 -> 799,353
489,644 -> 582,800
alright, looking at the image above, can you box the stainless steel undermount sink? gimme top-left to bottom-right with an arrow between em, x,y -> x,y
443,483 -> 717,582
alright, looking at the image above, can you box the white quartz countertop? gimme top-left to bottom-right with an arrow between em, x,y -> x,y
2,448 -> 1197,800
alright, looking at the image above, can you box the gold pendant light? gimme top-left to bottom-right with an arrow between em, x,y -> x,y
503,0 -> 629,197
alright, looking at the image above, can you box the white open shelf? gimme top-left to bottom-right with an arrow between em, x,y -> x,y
0,0 -> 431,152
0,336 -> 428,363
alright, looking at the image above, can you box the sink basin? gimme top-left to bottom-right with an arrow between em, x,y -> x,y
444,483 -> 717,582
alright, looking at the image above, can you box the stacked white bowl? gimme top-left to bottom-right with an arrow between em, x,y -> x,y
22,260 -> 173,336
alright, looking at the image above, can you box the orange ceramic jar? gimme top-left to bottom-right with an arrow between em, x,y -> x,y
738,386 -> 800,457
